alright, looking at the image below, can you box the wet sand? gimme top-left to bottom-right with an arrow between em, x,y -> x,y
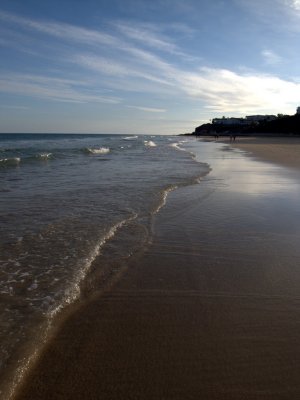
15,140 -> 300,400
231,136 -> 300,170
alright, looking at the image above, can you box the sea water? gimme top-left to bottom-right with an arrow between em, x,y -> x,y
0,133 -> 209,398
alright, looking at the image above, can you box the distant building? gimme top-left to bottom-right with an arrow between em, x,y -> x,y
212,117 -> 249,125
246,115 -> 277,122
211,113 -> 281,128
212,115 -> 278,126
296,107 -> 300,114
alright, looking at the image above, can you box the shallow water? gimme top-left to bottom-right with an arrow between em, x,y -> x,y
0,133 -> 209,398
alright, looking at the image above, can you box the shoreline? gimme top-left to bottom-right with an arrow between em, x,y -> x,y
14,139 -> 300,400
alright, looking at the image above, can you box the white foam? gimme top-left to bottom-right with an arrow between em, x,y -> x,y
48,213 -> 137,318
36,153 -> 52,160
85,147 -> 110,154
169,142 -> 189,152
144,140 -> 157,147
123,136 -> 138,140
0,157 -> 21,166
154,186 -> 178,214
170,142 -> 180,149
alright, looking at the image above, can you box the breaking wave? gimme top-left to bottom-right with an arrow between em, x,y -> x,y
144,140 -> 156,147
35,153 -> 52,160
0,157 -> 21,167
123,136 -> 138,140
83,147 -> 110,155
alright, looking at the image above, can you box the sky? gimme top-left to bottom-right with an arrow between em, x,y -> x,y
0,0 -> 300,134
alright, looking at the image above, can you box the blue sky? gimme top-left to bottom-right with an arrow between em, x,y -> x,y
0,0 -> 300,134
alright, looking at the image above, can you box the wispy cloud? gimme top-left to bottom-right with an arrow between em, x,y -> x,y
0,10 -> 118,47
235,0 -> 300,32
127,105 -> 166,113
1,9 -> 300,117
74,54 -> 172,85
261,49 -> 282,65
114,22 -> 181,54
0,9 -> 195,77
287,0 -> 300,11
0,74 -> 121,104
177,67 -> 300,114
0,10 -> 193,59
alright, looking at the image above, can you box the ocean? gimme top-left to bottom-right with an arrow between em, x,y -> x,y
0,133 -> 209,398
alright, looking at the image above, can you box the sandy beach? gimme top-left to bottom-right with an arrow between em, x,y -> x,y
14,138 -> 300,400
231,136 -> 300,170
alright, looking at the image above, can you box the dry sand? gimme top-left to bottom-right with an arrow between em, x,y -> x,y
14,139 -> 300,400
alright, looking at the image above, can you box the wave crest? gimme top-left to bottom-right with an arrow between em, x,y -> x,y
83,147 -> 110,155
144,140 -> 156,147
0,157 -> 21,167
36,153 -> 52,160
123,136 -> 138,140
